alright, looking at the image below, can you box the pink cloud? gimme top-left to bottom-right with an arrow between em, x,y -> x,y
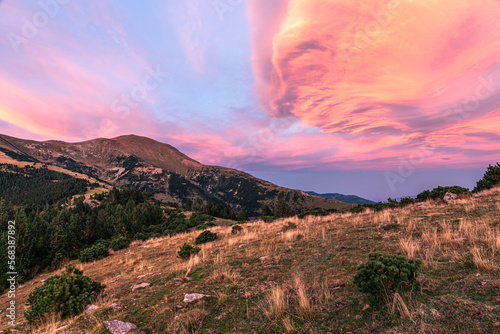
248,0 -> 500,168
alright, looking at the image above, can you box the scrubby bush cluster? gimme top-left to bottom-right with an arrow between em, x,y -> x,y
298,209 -> 328,219
474,163 -> 500,192
351,186 -> 470,213
24,265 -> 105,325
177,243 -> 200,259
231,225 -> 243,234
195,230 -> 218,245
353,252 -> 422,299
79,242 -> 109,263
416,186 -> 470,201
110,236 -> 130,251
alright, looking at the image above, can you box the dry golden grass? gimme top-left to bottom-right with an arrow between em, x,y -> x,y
263,285 -> 288,320
1,188 -> 500,332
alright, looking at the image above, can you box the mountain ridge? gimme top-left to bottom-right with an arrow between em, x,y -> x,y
0,133 -> 353,215
305,191 -> 376,205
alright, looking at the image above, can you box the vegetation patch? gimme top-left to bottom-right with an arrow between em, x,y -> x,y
195,230 -> 218,245
353,252 -> 422,300
24,265 -> 105,325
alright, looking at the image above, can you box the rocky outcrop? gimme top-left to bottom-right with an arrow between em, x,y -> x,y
103,320 -> 137,334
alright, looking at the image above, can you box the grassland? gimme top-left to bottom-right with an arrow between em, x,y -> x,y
1,188 -> 500,333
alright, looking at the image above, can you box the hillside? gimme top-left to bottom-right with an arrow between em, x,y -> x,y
1,187 -> 499,333
0,134 -> 352,215
306,191 -> 375,205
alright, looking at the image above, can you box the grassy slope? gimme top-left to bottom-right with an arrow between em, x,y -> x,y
2,189 -> 500,333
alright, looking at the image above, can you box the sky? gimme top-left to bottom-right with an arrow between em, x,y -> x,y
1,0 -> 499,201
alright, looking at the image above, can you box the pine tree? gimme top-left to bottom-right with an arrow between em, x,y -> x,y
237,209 -> 248,222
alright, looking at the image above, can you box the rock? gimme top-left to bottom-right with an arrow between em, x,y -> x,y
132,282 -> 150,292
110,303 -> 120,310
443,192 -> 459,204
183,293 -> 210,303
259,256 -> 268,261
137,274 -> 147,279
238,244 -> 246,249
103,320 -> 137,334
54,325 -> 68,332
85,304 -> 99,315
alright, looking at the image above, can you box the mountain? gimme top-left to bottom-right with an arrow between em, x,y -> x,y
0,134 -> 352,215
305,191 -> 375,205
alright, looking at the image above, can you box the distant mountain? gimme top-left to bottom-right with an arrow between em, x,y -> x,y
305,191 -> 375,205
0,134 -> 353,215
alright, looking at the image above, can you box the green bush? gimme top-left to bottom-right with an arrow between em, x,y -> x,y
231,225 -> 243,234
24,265 -> 105,325
195,224 -> 208,230
195,230 -> 218,245
298,209 -> 328,219
353,252 -> 422,299
262,216 -> 275,223
177,243 -> 201,259
79,243 -> 109,263
237,209 -> 248,222
110,236 -> 130,251
133,232 -> 150,241
416,186 -> 469,201
474,163 -> 500,192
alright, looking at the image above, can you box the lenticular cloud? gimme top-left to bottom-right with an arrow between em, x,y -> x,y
250,0 -> 500,141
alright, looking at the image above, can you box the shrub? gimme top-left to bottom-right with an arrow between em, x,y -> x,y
133,232 -> 150,241
262,216 -> 275,223
416,186 -> 469,201
298,209 -> 328,219
353,252 -> 422,299
196,224 -> 208,230
110,236 -> 130,251
24,265 -> 105,325
237,209 -> 248,222
282,221 -> 297,232
177,243 -> 201,259
474,163 -> 500,192
79,243 -> 109,263
231,225 -> 243,234
195,230 -> 218,245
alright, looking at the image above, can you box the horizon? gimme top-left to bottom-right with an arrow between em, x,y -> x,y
1,0 -> 500,201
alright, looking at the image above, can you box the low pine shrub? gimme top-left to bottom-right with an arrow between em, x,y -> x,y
79,243 -> 109,263
178,243 -> 201,259
24,265 -> 105,325
474,163 -> 500,192
195,230 -> 218,245
262,216 -> 275,223
231,225 -> 243,234
353,252 -> 422,300
110,236 -> 130,251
